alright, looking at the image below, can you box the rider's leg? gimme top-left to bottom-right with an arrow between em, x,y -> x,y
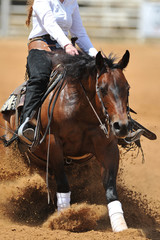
18,49 -> 52,144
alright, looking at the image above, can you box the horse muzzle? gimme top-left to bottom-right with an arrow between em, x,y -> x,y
111,120 -> 131,138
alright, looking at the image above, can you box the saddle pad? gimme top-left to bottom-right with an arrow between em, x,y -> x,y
0,82 -> 26,113
0,94 -> 17,112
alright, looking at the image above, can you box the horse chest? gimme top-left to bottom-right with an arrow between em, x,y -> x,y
60,124 -> 92,156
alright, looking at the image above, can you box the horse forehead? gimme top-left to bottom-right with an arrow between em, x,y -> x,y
110,69 -> 128,88
100,69 -> 127,87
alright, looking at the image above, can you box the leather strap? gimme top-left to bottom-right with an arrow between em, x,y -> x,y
28,39 -> 54,52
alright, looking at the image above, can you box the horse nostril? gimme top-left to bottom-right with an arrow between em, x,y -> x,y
113,122 -> 121,131
113,121 -> 129,137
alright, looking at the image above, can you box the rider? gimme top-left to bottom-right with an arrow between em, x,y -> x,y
18,0 -> 98,144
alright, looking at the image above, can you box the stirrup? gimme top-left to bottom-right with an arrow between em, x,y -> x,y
18,117 -> 35,145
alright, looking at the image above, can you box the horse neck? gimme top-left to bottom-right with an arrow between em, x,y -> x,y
80,72 -> 97,99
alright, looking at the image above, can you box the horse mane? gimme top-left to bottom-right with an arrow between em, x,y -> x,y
26,0 -> 34,27
49,51 -> 119,82
49,52 -> 96,82
102,52 -> 119,69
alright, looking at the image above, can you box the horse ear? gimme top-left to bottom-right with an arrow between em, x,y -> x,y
96,51 -> 104,70
118,50 -> 130,70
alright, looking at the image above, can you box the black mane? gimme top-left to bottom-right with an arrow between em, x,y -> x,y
103,52 -> 119,69
48,51 -> 119,81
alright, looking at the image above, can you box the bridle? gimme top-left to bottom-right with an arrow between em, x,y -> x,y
80,69 -> 131,138
96,73 -> 110,135
80,71 -> 110,138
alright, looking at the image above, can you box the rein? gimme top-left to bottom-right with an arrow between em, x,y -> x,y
30,65 -> 67,204
30,64 -> 66,149
40,68 -> 66,144
80,72 -> 110,138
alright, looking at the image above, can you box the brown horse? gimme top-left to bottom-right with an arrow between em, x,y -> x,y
0,50 -> 156,232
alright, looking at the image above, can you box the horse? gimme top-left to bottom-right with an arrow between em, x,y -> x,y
0,50 -> 156,232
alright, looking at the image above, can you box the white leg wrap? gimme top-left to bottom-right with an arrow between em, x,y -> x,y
108,200 -> 128,232
57,192 -> 71,212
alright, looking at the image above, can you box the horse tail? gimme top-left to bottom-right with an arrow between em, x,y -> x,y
26,0 -> 34,27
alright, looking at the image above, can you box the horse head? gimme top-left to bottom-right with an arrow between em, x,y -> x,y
96,50 -> 131,138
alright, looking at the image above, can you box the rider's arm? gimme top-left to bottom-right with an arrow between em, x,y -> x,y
70,2 -> 98,57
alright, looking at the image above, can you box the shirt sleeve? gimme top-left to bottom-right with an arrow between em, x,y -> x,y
33,0 -> 71,48
70,2 -> 98,57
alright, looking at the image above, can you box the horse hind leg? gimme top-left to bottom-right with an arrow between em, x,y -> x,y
56,191 -> 71,212
48,135 -> 71,212
54,168 -> 71,212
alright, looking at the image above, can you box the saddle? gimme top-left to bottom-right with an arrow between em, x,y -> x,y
0,65 -> 66,149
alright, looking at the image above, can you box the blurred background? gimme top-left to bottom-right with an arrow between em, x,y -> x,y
0,2 -> 159,238
0,0 -> 160,40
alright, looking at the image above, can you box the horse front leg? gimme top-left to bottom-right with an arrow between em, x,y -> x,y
102,141 -> 128,232
94,138 -> 128,232
48,134 -> 71,212
102,169 -> 128,232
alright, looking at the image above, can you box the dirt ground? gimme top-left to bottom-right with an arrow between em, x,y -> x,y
0,38 -> 159,240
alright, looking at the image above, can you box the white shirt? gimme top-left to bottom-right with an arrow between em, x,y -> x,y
29,0 -> 98,56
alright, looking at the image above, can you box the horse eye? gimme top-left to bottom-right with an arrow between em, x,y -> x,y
100,86 -> 108,97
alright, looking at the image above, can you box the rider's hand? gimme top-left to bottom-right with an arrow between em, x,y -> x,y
64,44 -> 79,56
